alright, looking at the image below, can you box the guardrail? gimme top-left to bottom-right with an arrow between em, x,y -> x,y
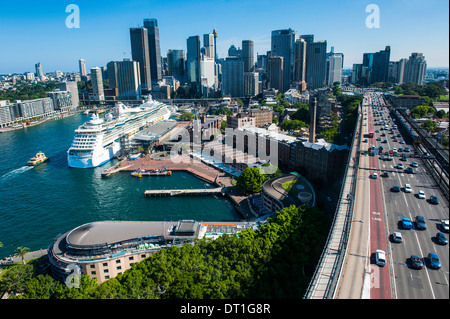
303,101 -> 363,299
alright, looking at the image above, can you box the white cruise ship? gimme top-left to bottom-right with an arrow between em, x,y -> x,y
68,96 -> 170,168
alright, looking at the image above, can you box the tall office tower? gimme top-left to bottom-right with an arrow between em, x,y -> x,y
244,72 -> 260,97
187,35 -> 201,95
371,46 -> 391,84
300,34 -> 314,43
116,59 -> 141,100
271,29 -> 297,92
397,58 -> 407,84
79,59 -> 87,78
228,44 -> 241,58
293,38 -> 307,84
106,61 -> 118,88
221,57 -> 244,97
404,53 -> 427,85
269,56 -> 284,92
90,67 -> 104,100
35,62 -> 44,79
305,40 -> 327,90
143,18 -> 162,84
242,40 -> 254,72
59,81 -> 79,109
257,54 -> 268,71
130,27 -> 152,92
203,33 -> 215,58
326,48 -> 344,86
167,49 -> 186,84
200,55 -> 215,95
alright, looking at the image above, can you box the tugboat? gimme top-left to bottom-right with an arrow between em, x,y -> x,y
27,152 -> 49,166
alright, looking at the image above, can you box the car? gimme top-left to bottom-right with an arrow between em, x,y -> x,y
383,139 -> 387,143
377,137 -> 382,141
430,195 -> 439,205
363,139 -> 368,143
441,219 -> 449,232
397,134 -> 401,137
392,231 -> 403,243
411,161 -> 418,167
397,162 -> 404,169
381,132 -> 385,136
404,184 -> 412,193
371,172 -> 378,179
436,232 -> 448,245
417,190 -> 425,199
415,215 -> 427,230
410,255 -> 424,269
400,140 -> 405,144
392,148 -> 397,154
375,250 -> 386,266
404,146 -> 410,152
382,171 -> 389,177
406,167 -> 414,173
398,147 -> 403,152
391,186 -> 400,192
427,253 -> 441,269
393,138 -> 398,142
402,217 -> 413,229
401,156 -> 407,161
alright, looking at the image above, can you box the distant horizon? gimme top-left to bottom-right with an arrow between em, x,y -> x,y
0,0 -> 448,74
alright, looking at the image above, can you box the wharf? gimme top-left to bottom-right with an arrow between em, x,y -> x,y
101,163 -> 132,177
144,187 -> 224,197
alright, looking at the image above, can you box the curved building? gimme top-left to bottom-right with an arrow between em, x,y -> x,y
261,173 -> 315,214
48,220 -> 256,284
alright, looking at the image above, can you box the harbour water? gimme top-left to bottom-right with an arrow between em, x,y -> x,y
0,113 -> 240,258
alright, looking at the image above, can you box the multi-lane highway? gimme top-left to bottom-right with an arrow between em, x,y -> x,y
365,92 -> 449,299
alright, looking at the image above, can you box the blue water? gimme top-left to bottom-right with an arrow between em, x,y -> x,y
0,113 -> 240,258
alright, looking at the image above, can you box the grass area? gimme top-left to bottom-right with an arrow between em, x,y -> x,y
438,95 -> 449,101
282,180 -> 296,192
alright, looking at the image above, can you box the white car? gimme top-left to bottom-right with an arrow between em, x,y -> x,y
404,184 -> 412,193
442,220 -> 449,233
412,161 -> 418,167
392,232 -> 403,243
375,250 -> 386,266
371,172 -> 378,179
417,190 -> 425,199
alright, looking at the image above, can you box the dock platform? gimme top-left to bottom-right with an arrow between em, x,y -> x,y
144,187 -> 224,197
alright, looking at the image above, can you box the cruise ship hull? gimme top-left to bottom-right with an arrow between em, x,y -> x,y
68,142 -> 121,168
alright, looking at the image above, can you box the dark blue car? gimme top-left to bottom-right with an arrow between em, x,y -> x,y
428,253 -> 441,269
410,255 -> 424,269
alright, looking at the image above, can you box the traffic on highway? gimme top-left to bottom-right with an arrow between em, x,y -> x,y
364,92 -> 449,299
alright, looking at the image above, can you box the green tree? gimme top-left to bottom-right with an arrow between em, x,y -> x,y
179,112 -> 194,121
13,247 -> 30,265
236,167 -> 265,193
423,120 -> 437,132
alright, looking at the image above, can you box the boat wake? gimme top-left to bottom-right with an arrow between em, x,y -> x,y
1,166 -> 33,182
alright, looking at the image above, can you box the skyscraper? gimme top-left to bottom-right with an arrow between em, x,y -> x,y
203,33 -> 215,59
293,38 -> 307,85
167,49 -> 186,84
187,35 -> 201,95
79,59 -> 87,78
305,40 -> 327,90
271,29 -> 297,92
242,40 -> 254,73
116,59 -> 141,100
35,62 -> 44,79
90,67 -> 104,100
370,46 -> 391,84
106,61 -> 118,89
269,56 -> 284,92
130,27 -> 152,92
143,18 -> 162,84
221,57 -> 244,97
59,81 -> 79,109
404,53 -> 427,85
326,48 -> 344,86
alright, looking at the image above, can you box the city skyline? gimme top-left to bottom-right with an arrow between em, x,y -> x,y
0,0 -> 448,74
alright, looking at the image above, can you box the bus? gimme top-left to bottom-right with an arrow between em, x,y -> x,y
368,130 -> 374,138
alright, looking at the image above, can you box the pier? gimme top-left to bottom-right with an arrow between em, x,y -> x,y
144,187 -> 224,197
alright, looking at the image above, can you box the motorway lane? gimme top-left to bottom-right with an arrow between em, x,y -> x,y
367,99 -> 392,299
369,94 -> 449,299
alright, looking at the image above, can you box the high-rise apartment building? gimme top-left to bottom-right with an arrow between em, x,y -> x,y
221,57 -> 244,97
242,40 -> 254,73
59,81 -> 79,109
90,67 -> 104,100
305,41 -> 327,90
244,72 -> 260,97
143,18 -> 162,84
271,29 -> 297,92
35,62 -> 44,79
130,27 -> 152,92
404,53 -> 427,85
79,59 -> 87,78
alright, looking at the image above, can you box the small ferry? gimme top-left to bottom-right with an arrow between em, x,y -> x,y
27,152 -> 49,166
131,168 -> 172,178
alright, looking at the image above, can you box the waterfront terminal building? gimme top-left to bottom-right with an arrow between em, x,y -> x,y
48,220 -> 257,284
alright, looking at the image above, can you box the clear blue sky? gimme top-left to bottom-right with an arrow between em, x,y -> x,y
0,0 -> 448,74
